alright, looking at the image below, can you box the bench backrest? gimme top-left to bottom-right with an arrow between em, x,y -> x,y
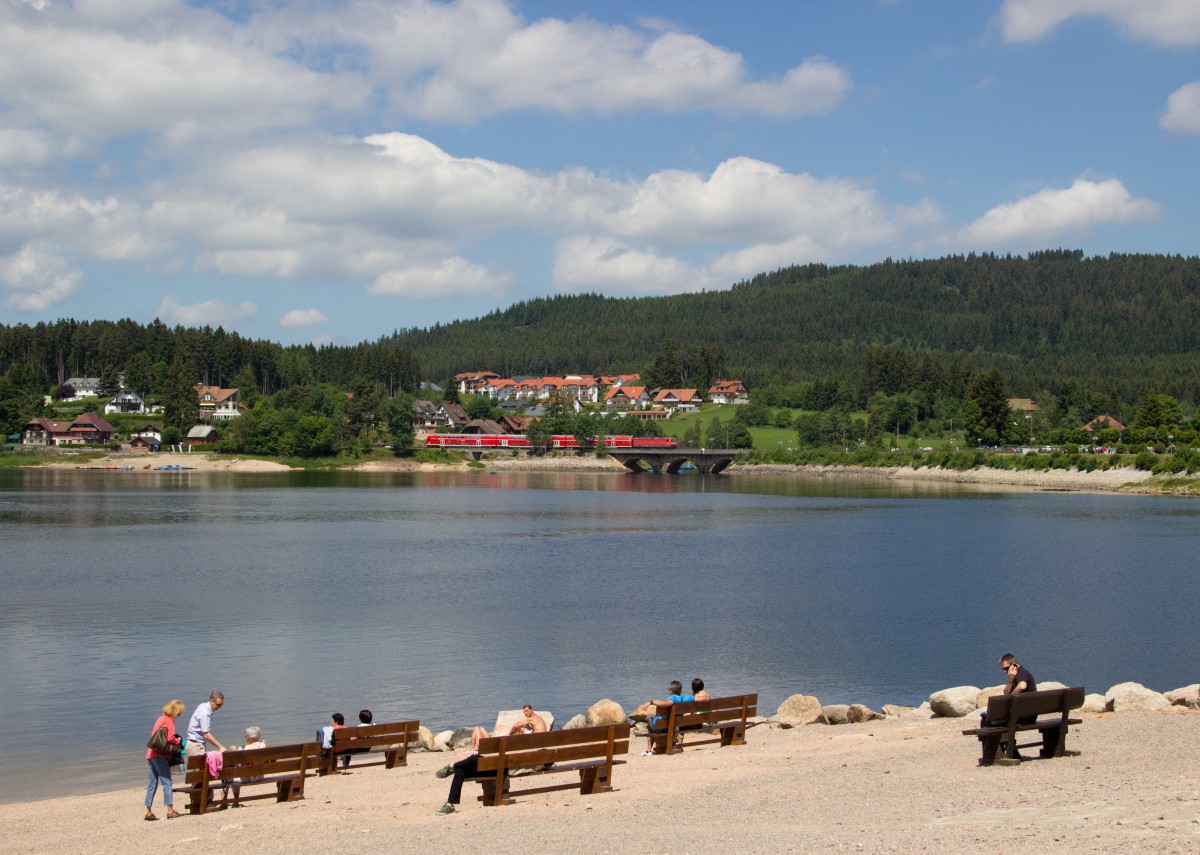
475,723 -> 631,772
664,693 -> 757,728
329,719 -> 420,751
983,686 -> 1085,721
185,741 -> 323,785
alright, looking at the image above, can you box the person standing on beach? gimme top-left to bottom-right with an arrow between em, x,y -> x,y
144,699 -> 185,821
185,691 -> 226,765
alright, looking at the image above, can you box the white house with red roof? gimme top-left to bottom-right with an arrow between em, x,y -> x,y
707,380 -> 749,405
653,388 -> 702,413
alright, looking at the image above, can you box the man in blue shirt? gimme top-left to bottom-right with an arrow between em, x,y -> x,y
185,691 -> 226,763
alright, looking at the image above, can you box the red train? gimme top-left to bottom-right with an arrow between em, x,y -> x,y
424,433 -> 678,449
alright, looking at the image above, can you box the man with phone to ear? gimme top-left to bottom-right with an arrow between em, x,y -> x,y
982,653 -> 1038,758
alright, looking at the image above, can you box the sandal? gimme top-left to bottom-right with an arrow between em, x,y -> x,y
144,813 -> 159,821
166,810 -> 183,819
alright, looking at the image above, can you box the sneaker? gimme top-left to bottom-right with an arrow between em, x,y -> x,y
641,750 -> 653,757
435,764 -> 453,779
436,802 -> 456,815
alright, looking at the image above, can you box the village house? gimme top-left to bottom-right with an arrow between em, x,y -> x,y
454,372 -> 501,395
708,380 -> 749,405
413,400 -> 447,431
104,389 -> 147,415
129,424 -> 163,453
195,385 -> 244,420
62,377 -> 102,401
186,425 -> 220,445
22,412 -> 115,446
1083,415 -> 1126,433
653,389 -> 702,413
604,385 -> 650,410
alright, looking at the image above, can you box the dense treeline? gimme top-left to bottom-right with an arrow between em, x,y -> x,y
396,250 -> 1200,410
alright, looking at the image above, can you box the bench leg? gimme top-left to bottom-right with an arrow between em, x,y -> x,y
978,733 -> 1002,766
578,766 -> 607,795
719,726 -> 745,747
384,747 -> 407,769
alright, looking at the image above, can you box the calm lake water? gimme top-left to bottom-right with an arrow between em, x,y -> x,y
1,467 -> 1197,803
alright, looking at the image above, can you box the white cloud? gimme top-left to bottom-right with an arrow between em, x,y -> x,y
367,257 -> 511,298
253,1 -> 851,122
156,295 -> 258,326
0,1 -> 367,143
1161,81 -> 1200,134
0,127 -> 53,167
998,0 -> 1200,46
958,178 -> 1160,245
0,243 -> 83,311
279,307 -> 329,328
553,236 -> 712,294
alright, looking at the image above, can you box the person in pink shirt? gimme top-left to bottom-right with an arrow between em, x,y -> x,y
144,699 -> 185,821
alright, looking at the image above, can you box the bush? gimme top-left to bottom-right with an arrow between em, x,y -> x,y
1134,451 -> 1158,471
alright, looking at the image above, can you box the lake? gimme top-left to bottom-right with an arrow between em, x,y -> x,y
1,467 -> 1197,804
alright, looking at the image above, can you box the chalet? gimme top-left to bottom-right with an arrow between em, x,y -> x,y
462,419 -> 504,435
443,403 -> 470,430
63,377 -> 102,401
653,389 -> 702,413
604,385 -> 649,410
131,424 -> 163,443
413,400 -> 447,431
1083,415 -> 1126,432
195,385 -> 243,420
497,414 -> 529,433
105,389 -> 147,415
708,380 -> 749,405
22,413 -> 115,446
186,425 -> 220,445
130,436 -> 160,453
454,372 -> 501,395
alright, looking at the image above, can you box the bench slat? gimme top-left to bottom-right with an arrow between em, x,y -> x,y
962,687 -> 1085,766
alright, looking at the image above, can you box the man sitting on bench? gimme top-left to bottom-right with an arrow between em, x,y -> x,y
981,653 -> 1036,758
434,704 -> 546,815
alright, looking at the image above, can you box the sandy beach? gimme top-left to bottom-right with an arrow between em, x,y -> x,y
2,708 -> 1196,854
33,448 -> 1167,493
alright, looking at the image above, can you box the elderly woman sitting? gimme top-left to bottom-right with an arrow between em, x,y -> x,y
220,726 -> 267,807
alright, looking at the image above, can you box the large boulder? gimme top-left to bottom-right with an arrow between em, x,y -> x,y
409,725 -> 436,752
976,685 -> 1005,709
847,704 -> 884,723
493,709 -> 555,735
929,686 -> 982,718
585,699 -> 626,727
629,702 -> 654,722
822,704 -> 850,725
1080,693 -> 1107,713
560,714 -> 587,731
449,726 -> 476,750
433,730 -> 455,752
1038,680 -> 1068,691
1105,682 -> 1170,712
1165,684 -> 1200,708
777,694 -> 826,727
881,704 -> 916,718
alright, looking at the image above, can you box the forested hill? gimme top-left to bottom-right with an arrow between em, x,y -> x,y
397,251 -> 1200,404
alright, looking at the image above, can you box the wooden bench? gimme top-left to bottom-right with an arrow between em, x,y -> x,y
647,693 -> 757,756
961,686 -> 1085,766
468,723 -> 630,806
181,741 -> 322,814
320,719 -> 421,776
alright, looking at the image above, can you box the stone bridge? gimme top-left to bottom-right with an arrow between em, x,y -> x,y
606,447 -> 737,474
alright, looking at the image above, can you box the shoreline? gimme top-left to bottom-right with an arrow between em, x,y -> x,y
2,708 -> 1197,853
23,450 -> 1170,493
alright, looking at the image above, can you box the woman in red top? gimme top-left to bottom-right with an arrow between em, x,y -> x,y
144,699 -> 185,820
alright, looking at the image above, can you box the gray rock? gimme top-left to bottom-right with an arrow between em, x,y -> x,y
449,726 -> 476,750
585,699 -> 626,727
847,704 -> 883,723
1080,693 -> 1107,713
976,685 -> 1005,709
1104,681 -> 1170,712
561,714 -> 587,730
929,686 -> 982,718
409,725 -> 436,752
1165,684 -> 1200,708
822,704 -> 850,725
776,694 -> 826,727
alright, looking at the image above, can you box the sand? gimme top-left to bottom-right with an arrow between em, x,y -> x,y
2,708 -> 1197,854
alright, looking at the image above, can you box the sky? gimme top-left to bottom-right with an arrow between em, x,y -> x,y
0,0 -> 1198,346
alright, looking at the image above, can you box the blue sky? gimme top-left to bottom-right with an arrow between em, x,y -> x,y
1,0 -> 1197,345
